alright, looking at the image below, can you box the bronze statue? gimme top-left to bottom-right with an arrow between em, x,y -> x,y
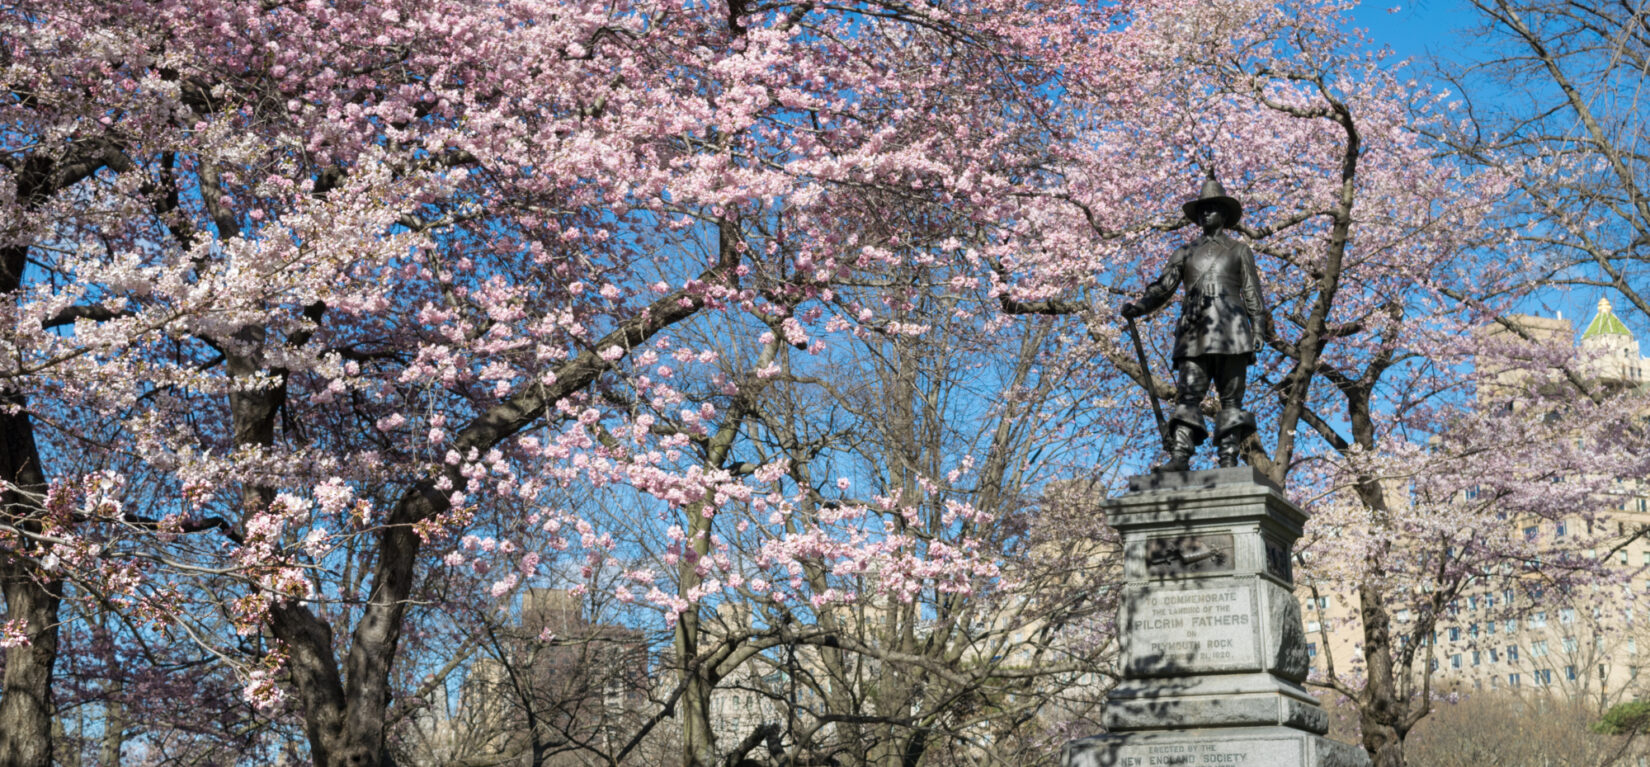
1121,174 -> 1272,471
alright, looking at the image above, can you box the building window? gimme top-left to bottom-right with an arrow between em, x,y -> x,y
1631,638 -> 1638,655
1533,611 -> 1548,628
1451,654 -> 1462,669
1622,551 -> 1631,566
1565,665 -> 1577,682
1563,637 -> 1578,653
1449,627 -> 1460,642
1509,673 -> 1521,687
1561,608 -> 1576,624
1509,645 -> 1520,662
1557,521 -> 1567,537
1487,621 -> 1497,636
1490,648 -> 1500,663
1524,526 -> 1539,541
1307,620 -> 1321,633
1533,640 -> 1549,657
1470,623 -> 1479,638
1473,651 -> 1481,666
1307,643 -> 1318,659
1506,618 -> 1518,633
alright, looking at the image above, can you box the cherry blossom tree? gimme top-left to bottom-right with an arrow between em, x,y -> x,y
633,266 -> 1129,766
0,0 -> 1144,765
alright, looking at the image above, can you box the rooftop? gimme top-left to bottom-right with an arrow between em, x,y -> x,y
1582,297 -> 1633,340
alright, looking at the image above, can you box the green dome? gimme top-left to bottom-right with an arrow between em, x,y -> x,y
1582,297 -> 1633,339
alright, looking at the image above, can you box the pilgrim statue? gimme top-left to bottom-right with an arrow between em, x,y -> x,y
1121,174 -> 1273,472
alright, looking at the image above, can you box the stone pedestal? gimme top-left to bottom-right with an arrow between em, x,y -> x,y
1063,727 -> 1368,767
1062,468 -> 1369,767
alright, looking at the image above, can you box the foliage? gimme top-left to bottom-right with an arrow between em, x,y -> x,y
1401,691 -> 1642,767
1594,700 -> 1650,736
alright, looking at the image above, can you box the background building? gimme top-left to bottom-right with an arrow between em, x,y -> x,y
398,589 -> 652,767
1303,298 -> 1650,704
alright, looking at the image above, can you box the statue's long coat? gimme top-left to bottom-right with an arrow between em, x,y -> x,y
1133,233 -> 1269,361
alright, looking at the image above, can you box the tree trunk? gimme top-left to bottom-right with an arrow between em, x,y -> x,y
0,392 -> 59,767
53,713 -> 80,767
670,245 -> 750,767
99,677 -> 124,766
0,146 -> 126,767
1357,581 -> 1407,767
95,610 -> 123,767
1358,716 -> 1405,767
0,566 -> 60,767
267,602 -> 349,766
674,605 -> 716,767
674,491 -> 719,767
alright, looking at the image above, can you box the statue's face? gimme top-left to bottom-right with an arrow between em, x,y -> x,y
1199,206 -> 1225,230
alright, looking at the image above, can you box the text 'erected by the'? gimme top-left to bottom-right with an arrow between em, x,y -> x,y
1115,740 -> 1291,766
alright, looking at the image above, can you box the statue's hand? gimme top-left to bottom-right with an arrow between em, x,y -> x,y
1257,317 -> 1276,350
1120,302 -> 1145,319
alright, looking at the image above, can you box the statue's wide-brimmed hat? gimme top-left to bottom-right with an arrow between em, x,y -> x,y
1182,175 -> 1242,227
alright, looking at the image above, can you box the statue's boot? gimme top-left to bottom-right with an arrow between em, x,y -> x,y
1152,423 -> 1199,472
1216,434 -> 1241,468
1214,408 -> 1257,469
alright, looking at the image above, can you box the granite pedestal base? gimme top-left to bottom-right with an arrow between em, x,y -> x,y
1061,468 -> 1367,767
1063,727 -> 1367,767
1104,672 -> 1327,733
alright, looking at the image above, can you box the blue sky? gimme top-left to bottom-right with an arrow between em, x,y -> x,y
1347,1 -> 1647,342
1350,1 -> 1476,62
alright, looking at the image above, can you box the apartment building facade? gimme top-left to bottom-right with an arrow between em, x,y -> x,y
1302,298 -> 1650,703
